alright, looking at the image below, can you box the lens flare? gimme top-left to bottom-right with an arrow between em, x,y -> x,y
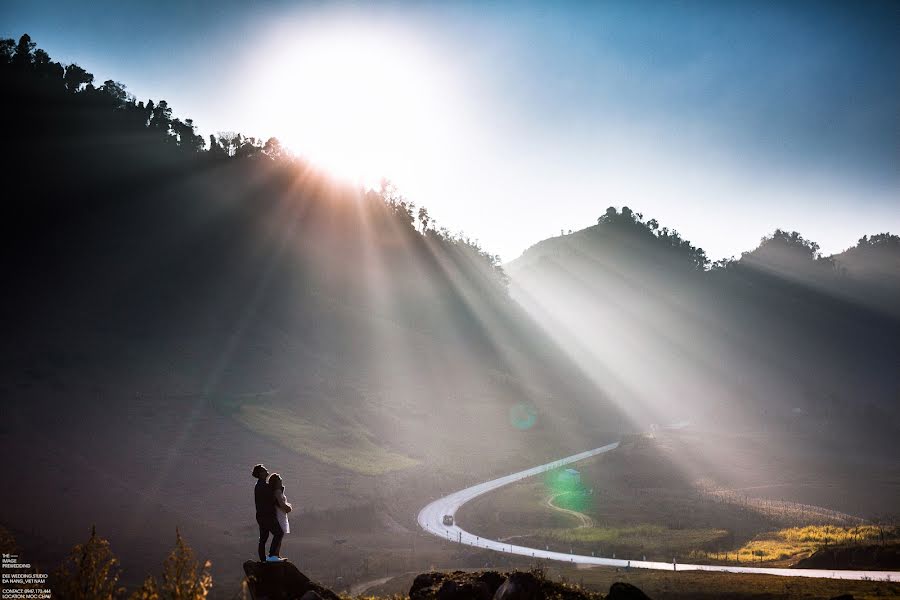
509,402 -> 538,430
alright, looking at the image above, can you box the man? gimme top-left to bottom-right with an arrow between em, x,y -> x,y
252,463 -> 284,562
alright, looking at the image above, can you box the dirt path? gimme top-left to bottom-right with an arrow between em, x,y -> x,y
349,574 -> 398,596
546,492 -> 594,528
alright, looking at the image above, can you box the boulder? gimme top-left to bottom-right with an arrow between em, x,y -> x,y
476,571 -> 507,596
437,579 -> 492,600
607,582 -> 653,600
242,560 -> 339,600
410,572 -> 449,599
299,593 -> 322,600
493,571 -> 543,600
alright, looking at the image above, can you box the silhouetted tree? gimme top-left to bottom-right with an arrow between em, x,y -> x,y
216,131 -> 240,157
0,38 -> 15,62
418,206 -> 431,231
13,34 -> 35,65
100,80 -> 128,105
64,63 -> 94,93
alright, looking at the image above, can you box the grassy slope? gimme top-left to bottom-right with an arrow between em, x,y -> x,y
457,431 -> 899,565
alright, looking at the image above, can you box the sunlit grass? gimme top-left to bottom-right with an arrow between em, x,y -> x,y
550,565 -> 900,600
691,525 -> 889,563
235,405 -> 419,475
541,524 -> 729,552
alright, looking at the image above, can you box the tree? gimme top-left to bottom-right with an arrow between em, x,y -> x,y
54,526 -> 124,600
171,118 -> 204,152
417,206 -> 431,231
207,134 -> 225,158
13,34 -> 35,65
128,578 -> 159,600
262,137 -> 286,160
150,100 -> 174,139
125,531 -> 210,600
216,131 -> 241,157
598,206 -> 618,224
755,229 -> 820,260
158,529 -> 212,600
234,135 -> 263,159
0,38 -> 15,63
33,48 -> 51,65
63,63 -> 94,93
100,80 -> 128,106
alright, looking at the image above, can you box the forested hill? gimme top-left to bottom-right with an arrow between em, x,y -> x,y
506,206 -> 900,448
0,32 -> 625,492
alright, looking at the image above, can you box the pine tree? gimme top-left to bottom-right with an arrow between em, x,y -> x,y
157,529 -> 212,600
54,526 -> 124,600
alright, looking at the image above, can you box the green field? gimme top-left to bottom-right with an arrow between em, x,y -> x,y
214,389 -> 421,476
541,524 -> 729,554
456,433 -> 894,565
234,404 -> 420,476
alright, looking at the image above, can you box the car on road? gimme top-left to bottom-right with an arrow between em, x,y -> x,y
442,514 -> 454,526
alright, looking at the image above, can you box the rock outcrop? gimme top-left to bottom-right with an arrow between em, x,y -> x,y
243,563 -> 653,600
606,582 -> 653,600
242,560 -> 340,600
410,571 -> 500,599
407,569 -> 652,600
493,571 -> 543,600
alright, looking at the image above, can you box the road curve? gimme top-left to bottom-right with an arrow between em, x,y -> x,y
417,441 -> 896,582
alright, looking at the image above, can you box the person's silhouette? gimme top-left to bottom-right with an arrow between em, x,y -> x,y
252,464 -> 284,561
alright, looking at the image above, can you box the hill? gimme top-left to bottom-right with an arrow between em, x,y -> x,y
505,208 -> 900,531
507,207 -> 900,439
2,31 -> 897,595
0,34 -> 627,591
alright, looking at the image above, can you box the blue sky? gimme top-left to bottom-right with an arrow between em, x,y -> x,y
3,0 -> 898,261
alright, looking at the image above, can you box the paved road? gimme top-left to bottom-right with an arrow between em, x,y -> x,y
417,441 -> 896,582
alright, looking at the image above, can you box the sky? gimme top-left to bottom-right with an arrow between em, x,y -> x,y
3,0 -> 898,262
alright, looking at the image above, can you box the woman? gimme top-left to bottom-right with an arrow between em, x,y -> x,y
267,473 -> 292,545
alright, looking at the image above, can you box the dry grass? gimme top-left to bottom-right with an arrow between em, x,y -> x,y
234,405 -> 419,476
337,566 -> 900,600
690,525 -> 889,563
548,565 -> 900,600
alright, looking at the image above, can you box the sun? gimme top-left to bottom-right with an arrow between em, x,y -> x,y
251,26 -> 458,188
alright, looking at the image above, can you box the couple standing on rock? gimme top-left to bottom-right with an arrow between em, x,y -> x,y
252,463 -> 293,562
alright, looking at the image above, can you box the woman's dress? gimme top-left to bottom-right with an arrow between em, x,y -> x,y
275,488 -> 290,534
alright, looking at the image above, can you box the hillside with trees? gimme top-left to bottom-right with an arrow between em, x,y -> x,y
0,33 -> 626,588
508,207 -> 900,444
2,31 -> 898,593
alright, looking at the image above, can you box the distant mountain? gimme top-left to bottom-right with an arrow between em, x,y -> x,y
507,207 -> 900,443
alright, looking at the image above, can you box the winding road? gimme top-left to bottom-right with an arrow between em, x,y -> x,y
417,440 -> 896,582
